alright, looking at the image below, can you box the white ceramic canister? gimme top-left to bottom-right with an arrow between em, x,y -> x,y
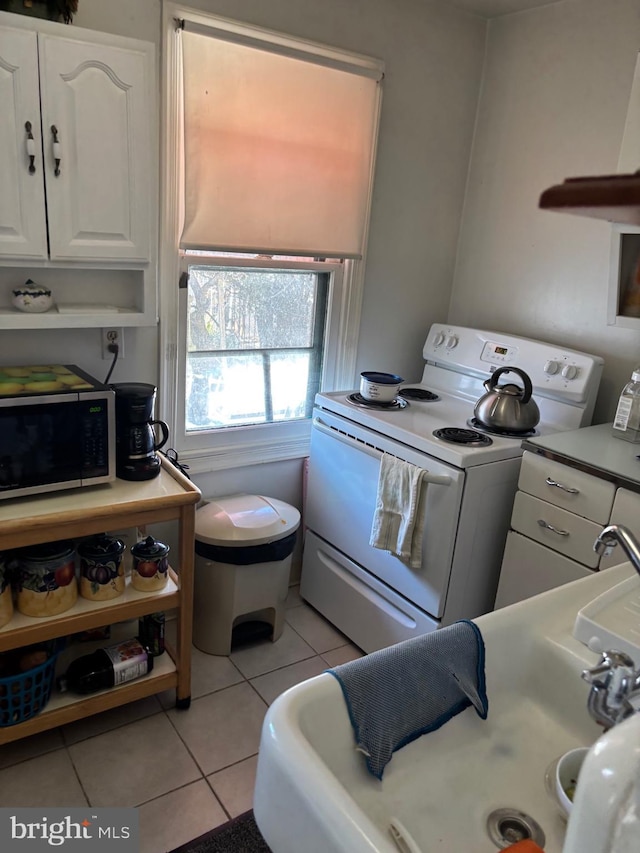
12,280 -> 53,314
16,541 -> 78,617
359,372 -> 404,402
0,552 -> 13,629
78,533 -> 126,601
130,536 -> 170,592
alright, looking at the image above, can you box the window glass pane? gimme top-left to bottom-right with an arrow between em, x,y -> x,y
185,266 -> 327,432
271,352 -> 311,422
187,354 -> 266,430
188,267 -> 317,350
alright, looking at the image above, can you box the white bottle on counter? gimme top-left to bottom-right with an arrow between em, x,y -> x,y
612,366 -> 640,442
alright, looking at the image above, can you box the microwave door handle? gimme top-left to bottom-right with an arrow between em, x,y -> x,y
312,417 -> 452,486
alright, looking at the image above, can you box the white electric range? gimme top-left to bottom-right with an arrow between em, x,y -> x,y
300,323 -> 604,652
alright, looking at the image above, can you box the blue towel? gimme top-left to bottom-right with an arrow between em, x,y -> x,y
328,620 -> 488,779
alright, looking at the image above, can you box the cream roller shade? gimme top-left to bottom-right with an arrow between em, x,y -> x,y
179,25 -> 382,258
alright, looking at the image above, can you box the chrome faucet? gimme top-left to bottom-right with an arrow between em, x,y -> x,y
582,650 -> 640,729
583,526 -> 640,727
593,524 -> 640,576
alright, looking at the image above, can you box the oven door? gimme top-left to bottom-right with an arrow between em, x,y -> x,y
304,407 -> 465,619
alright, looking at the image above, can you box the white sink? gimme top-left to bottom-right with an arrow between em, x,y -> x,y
254,563 -> 639,853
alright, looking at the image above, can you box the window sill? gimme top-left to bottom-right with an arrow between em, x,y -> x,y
173,428 -> 312,475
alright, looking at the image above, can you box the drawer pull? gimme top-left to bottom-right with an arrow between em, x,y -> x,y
545,476 -> 579,495
537,518 -> 569,537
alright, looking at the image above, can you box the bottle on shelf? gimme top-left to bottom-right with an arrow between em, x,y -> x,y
57,638 -> 153,695
138,612 -> 166,657
612,366 -> 640,442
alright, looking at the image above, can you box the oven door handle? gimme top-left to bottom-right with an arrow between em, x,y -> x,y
312,417 -> 452,486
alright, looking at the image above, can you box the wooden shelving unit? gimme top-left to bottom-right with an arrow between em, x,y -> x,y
0,458 -> 201,744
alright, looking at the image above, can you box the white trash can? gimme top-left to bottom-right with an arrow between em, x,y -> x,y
193,494 -> 301,655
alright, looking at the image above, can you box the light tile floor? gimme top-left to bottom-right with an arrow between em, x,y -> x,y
0,587 -> 363,853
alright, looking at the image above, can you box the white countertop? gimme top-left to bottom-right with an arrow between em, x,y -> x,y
525,422 -> 640,490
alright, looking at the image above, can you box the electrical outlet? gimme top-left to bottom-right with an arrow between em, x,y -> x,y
101,328 -> 125,360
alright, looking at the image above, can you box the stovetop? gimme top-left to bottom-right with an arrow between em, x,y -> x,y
314,387 -> 539,468
315,323 -> 604,469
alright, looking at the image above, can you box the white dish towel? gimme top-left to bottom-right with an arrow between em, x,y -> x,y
369,453 -> 427,568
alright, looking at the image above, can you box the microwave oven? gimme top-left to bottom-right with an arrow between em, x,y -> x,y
0,365 -> 115,501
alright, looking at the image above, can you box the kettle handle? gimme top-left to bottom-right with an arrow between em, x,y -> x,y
486,366 -> 533,404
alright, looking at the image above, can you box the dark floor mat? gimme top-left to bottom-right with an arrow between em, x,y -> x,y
168,810 -> 271,853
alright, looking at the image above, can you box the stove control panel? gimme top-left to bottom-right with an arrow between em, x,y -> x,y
480,341 -> 519,364
423,324 -> 604,406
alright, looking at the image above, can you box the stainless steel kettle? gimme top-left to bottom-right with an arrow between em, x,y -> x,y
474,366 -> 540,433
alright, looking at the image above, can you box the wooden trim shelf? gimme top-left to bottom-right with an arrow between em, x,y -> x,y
539,172 -> 640,226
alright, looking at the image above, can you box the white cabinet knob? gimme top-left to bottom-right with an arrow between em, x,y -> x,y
562,364 -> 578,380
445,334 -> 458,349
544,360 -> 559,375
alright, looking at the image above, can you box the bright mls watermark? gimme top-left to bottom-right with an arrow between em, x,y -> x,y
0,809 -> 138,850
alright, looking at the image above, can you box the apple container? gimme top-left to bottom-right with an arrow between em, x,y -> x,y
131,535 -> 170,592
78,533 -> 126,601
16,541 -> 78,617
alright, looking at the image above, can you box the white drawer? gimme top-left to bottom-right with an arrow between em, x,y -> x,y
600,487 -> 640,569
518,451 -> 616,523
495,531 -> 593,609
511,491 -> 603,568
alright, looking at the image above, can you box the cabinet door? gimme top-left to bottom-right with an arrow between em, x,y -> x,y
38,34 -> 152,262
0,27 -> 48,259
495,531 -> 593,609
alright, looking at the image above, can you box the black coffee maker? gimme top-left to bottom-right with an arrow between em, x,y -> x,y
111,383 -> 169,481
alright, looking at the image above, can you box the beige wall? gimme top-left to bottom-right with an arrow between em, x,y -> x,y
450,0 -> 640,422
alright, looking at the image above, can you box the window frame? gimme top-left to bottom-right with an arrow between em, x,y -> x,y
159,4 -> 380,473
175,253 -> 347,464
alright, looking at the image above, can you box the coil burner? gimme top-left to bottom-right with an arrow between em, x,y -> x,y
347,393 -> 408,410
398,388 -> 439,402
467,417 -> 538,439
433,427 -> 493,447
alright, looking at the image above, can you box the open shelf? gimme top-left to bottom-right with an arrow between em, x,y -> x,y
0,266 -> 157,328
0,573 -> 180,652
539,172 -> 640,226
0,654 -> 177,745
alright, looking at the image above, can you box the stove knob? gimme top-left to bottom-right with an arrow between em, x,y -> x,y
544,359 -> 560,375
433,332 -> 445,346
445,334 -> 458,349
562,364 -> 578,380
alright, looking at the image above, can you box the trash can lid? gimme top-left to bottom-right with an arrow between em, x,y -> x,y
196,494 -> 301,546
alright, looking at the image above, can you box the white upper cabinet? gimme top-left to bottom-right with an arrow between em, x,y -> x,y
0,27 -> 48,258
0,19 -> 154,263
